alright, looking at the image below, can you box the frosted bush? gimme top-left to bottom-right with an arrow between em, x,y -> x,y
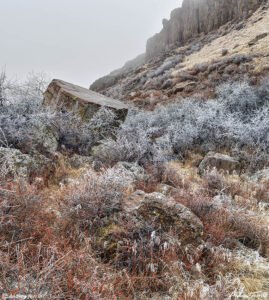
147,54 -> 183,78
103,78 -> 269,167
0,72 -> 120,155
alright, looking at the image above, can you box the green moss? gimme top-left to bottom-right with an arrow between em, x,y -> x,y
99,223 -> 118,239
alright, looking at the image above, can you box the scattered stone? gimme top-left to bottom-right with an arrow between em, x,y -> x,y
90,143 -> 111,160
248,32 -> 268,46
213,194 -> 233,206
123,191 -> 204,244
0,147 -> 54,179
157,183 -> 178,197
173,81 -> 196,94
199,152 -> 241,174
224,64 -> 236,74
250,168 -> 269,182
114,162 -> 148,181
222,49 -> 228,56
23,125 -> 59,155
69,154 -> 94,169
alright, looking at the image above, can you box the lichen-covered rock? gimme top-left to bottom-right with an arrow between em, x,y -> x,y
156,183 -> 178,197
114,162 -> 148,181
90,143 -> 111,159
43,79 -> 128,121
199,152 -> 241,174
22,125 -> 59,155
68,154 -> 94,169
0,147 -> 54,179
123,190 -> 203,244
251,168 -> 269,182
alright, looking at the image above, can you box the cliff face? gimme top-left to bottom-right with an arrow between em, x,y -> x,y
91,0 -> 269,108
146,0 -> 264,58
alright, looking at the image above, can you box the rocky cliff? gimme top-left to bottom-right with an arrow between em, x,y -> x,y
91,1 -> 269,109
146,0 -> 265,59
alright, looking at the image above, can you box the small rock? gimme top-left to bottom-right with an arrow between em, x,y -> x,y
248,32 -> 268,46
90,143 -> 111,160
173,81 -> 196,94
213,194 -> 233,206
114,161 -> 147,181
69,155 -> 94,169
250,169 -> 269,182
222,49 -> 228,56
157,184 -> 178,197
199,152 -> 241,174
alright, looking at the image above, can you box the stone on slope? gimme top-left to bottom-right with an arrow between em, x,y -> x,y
23,125 -> 59,155
43,79 -> 128,120
250,168 -> 269,182
199,152 -> 241,174
123,190 -> 203,244
0,147 -> 54,179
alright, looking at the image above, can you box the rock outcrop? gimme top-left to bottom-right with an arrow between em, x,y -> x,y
43,79 -> 128,120
91,53 -> 146,93
90,3 -> 269,108
146,0 -> 264,59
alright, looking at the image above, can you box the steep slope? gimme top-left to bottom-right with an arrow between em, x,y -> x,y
91,1 -> 269,109
146,0 -> 264,58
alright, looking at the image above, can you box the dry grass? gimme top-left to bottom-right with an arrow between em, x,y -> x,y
0,155 -> 268,299
174,6 -> 269,76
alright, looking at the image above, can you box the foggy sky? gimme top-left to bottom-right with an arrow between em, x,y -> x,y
0,0 -> 182,87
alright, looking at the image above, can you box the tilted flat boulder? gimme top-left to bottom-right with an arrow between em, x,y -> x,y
43,79 -> 128,120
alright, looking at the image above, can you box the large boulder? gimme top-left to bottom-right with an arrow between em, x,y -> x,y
43,79 -> 128,121
199,152 -> 241,174
122,190 -> 204,244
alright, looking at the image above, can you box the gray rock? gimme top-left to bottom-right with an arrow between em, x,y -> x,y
69,155 -> 94,169
146,0 -> 263,59
199,152 -> 241,174
114,162 -> 147,181
0,147 -> 54,179
27,125 -> 58,155
122,190 -> 204,244
43,79 -> 128,121
250,168 -> 269,182
157,183 -> 178,196
213,194 -> 233,206
90,143 -> 111,159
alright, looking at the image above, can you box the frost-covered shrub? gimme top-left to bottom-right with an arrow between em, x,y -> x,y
147,54 -> 183,78
0,72 -> 120,155
52,107 -> 120,155
102,78 -> 269,167
63,167 -> 126,228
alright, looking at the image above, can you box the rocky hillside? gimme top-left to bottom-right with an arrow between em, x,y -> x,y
146,0 -> 265,59
1,1 -> 269,299
91,0 -> 269,109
